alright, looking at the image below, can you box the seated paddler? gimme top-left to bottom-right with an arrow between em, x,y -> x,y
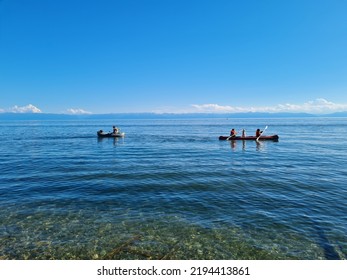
230,128 -> 237,138
112,126 -> 119,134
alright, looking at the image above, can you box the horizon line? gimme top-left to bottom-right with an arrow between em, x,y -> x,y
1,111 -> 347,118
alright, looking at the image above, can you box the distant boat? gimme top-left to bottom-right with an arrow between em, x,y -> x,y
97,130 -> 125,138
219,135 -> 279,141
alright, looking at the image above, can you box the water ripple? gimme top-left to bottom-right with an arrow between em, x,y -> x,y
1,118 -> 346,259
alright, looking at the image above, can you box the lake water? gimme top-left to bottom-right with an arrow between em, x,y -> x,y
0,117 -> 346,260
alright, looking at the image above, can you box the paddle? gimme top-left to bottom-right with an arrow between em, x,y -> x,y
256,126 -> 268,141
226,129 -> 238,140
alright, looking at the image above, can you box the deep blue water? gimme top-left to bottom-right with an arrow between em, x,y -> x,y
0,118 -> 346,259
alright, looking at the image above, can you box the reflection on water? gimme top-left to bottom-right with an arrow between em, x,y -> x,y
97,136 -> 125,146
228,139 -> 272,151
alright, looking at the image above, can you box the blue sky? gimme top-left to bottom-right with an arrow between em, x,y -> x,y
1,0 -> 346,114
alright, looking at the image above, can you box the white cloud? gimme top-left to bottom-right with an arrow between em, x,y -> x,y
190,99 -> 347,114
4,104 -> 42,113
66,108 -> 92,115
191,103 -> 262,113
191,104 -> 234,112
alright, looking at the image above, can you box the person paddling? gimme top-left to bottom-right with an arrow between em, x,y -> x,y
256,128 -> 262,137
230,128 -> 237,138
112,126 -> 119,134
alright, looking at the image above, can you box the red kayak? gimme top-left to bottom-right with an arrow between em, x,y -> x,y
219,135 -> 279,141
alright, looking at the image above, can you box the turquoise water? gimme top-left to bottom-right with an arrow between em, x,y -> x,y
0,118 -> 346,260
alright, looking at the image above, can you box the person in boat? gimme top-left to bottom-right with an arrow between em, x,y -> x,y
256,128 -> 263,137
112,126 -> 119,134
242,129 -> 246,137
230,128 -> 237,138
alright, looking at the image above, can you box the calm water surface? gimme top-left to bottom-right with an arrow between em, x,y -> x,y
0,118 -> 346,259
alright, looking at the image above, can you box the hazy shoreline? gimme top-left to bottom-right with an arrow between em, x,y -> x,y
1,111 -> 347,121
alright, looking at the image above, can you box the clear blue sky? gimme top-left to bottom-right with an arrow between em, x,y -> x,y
1,0 -> 346,114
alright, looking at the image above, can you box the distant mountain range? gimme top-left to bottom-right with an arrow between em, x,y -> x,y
1,111 -> 347,120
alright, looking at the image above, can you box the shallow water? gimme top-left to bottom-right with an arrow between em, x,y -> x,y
0,117 -> 346,259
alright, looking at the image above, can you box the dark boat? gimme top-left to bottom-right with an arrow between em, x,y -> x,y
219,135 -> 279,141
97,130 -> 125,138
